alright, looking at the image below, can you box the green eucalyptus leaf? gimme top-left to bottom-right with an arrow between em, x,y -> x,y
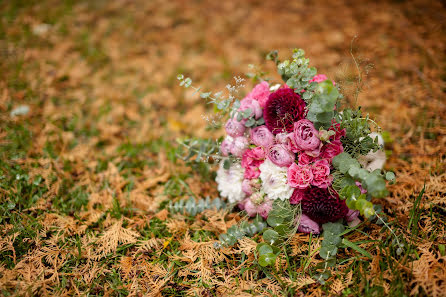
263,229 -> 279,245
320,245 -> 338,259
267,215 -> 284,227
259,253 -> 277,267
322,222 -> 345,235
258,244 -> 274,256
386,171 -> 396,181
245,118 -> 256,127
274,224 -> 289,236
364,173 -> 388,198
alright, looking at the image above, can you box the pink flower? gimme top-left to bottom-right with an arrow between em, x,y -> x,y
225,118 -> 245,137
275,132 -> 299,153
250,125 -> 274,149
321,140 -> 343,160
240,97 -> 262,119
311,159 -> 332,188
242,179 -> 254,196
241,147 -> 265,179
248,81 -> 270,108
345,209 -> 361,227
345,208 -> 360,222
355,181 -> 367,194
287,163 -> 313,189
230,136 -> 249,157
309,74 -> 335,85
298,153 -> 317,165
293,119 -> 321,156
267,144 -> 295,167
296,214 -> 321,234
238,200 -> 246,211
244,196 -> 273,219
290,188 -> 306,204
220,136 -> 233,156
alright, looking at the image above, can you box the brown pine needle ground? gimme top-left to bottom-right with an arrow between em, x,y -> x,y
0,0 -> 445,296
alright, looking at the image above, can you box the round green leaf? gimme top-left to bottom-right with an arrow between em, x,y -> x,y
274,224 -> 289,236
386,171 -> 396,181
258,244 -> 273,256
258,253 -> 277,267
263,229 -> 279,245
267,215 -> 284,227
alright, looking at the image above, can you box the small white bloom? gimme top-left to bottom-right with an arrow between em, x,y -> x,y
269,84 -> 281,92
216,160 -> 245,203
358,132 -> 386,172
259,159 -> 293,201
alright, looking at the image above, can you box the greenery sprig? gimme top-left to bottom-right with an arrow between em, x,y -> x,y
169,196 -> 227,216
273,49 -> 318,99
218,216 -> 267,247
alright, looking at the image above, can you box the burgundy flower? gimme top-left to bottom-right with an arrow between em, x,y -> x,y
264,88 -> 306,135
328,121 -> 346,142
300,187 -> 348,224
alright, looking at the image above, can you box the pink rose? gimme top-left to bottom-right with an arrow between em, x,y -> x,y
241,147 -> 265,179
267,144 -> 295,167
290,188 -> 306,204
225,118 -> 245,137
321,140 -> 343,160
250,125 -> 274,149
298,152 -> 317,165
230,136 -> 249,157
293,119 -> 321,156
242,179 -> 254,196
287,163 -> 313,189
240,97 -> 262,119
275,132 -> 299,153
220,136 -> 233,156
248,81 -> 270,108
244,195 -> 273,219
309,74 -> 335,85
311,159 -> 332,188
296,214 -> 321,234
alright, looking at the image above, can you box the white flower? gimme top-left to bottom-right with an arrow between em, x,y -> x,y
216,160 -> 245,203
358,132 -> 386,172
259,159 -> 293,201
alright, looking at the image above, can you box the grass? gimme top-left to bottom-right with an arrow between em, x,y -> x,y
0,0 -> 445,296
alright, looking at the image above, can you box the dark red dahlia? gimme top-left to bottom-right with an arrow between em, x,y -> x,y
300,187 -> 348,224
263,88 -> 306,135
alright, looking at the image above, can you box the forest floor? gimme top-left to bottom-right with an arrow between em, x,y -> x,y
0,0 -> 445,296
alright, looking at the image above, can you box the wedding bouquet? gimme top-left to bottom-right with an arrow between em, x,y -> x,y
176,49 -> 395,276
